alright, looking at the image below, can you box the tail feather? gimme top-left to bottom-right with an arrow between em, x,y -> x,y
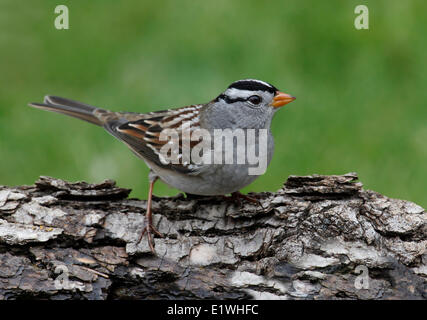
29,95 -> 103,126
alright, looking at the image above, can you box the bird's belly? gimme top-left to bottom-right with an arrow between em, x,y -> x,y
157,164 -> 261,195
145,132 -> 274,195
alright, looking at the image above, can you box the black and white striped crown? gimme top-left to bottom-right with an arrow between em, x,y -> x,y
214,79 -> 279,103
228,79 -> 278,94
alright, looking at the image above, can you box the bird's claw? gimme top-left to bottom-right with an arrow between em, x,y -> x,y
224,191 -> 264,209
138,219 -> 163,253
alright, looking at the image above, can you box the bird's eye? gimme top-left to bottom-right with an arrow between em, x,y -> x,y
248,95 -> 262,105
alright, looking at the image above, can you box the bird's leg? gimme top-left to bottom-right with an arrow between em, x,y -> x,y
138,176 -> 163,252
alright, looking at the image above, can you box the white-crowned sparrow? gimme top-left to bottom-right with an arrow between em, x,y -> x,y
29,79 -> 295,251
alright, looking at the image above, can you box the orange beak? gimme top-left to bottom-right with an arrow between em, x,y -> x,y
271,91 -> 296,108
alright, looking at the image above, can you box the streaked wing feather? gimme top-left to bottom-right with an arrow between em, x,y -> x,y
103,105 -> 204,174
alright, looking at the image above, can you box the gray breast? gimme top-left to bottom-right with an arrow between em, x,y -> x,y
146,131 -> 275,195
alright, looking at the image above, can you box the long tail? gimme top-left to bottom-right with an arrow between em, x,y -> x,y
29,95 -> 104,126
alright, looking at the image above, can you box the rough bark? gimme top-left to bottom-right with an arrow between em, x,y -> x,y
0,173 -> 425,300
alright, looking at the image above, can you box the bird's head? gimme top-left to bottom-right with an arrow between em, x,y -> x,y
206,79 -> 295,129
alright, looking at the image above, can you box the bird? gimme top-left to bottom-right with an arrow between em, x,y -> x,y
29,79 -> 295,252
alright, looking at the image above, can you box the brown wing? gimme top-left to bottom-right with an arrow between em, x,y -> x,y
29,95 -> 205,174
101,105 -> 204,174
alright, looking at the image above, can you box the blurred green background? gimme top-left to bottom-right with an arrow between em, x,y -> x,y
0,0 -> 426,207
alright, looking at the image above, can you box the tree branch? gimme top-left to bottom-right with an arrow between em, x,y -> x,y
0,173 -> 425,299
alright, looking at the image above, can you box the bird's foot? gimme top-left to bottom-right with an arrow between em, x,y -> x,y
223,191 -> 263,209
138,220 -> 163,253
